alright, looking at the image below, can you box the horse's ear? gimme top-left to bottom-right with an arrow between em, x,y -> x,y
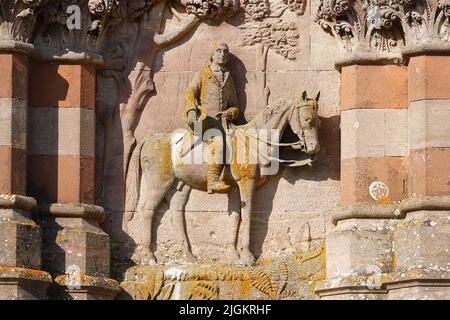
302,90 -> 307,100
315,91 -> 321,102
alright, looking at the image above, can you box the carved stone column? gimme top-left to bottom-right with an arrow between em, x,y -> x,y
0,0 -> 53,299
391,0 -> 450,299
26,0 -> 122,300
315,0 -> 450,299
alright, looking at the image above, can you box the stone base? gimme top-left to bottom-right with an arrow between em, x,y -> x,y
0,207 -> 42,270
48,274 -> 120,300
321,196 -> 450,299
316,269 -> 450,300
0,266 -> 52,300
118,245 -> 325,300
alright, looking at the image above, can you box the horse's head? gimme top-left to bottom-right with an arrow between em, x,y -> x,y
289,91 -> 321,156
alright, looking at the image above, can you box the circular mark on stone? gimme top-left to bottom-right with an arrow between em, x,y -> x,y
353,121 -> 360,129
241,201 -> 246,208
369,181 -> 389,201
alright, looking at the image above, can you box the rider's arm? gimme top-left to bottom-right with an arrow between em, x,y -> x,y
183,71 -> 201,120
226,77 -> 240,122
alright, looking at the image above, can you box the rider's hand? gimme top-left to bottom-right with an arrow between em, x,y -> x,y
222,110 -> 233,121
187,110 -> 198,127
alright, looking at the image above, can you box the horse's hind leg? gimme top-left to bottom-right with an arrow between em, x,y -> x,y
225,187 -> 241,263
166,182 -> 196,263
237,178 -> 257,265
140,181 -> 173,265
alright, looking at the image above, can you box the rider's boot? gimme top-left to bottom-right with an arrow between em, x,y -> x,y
207,164 -> 230,194
207,134 -> 230,194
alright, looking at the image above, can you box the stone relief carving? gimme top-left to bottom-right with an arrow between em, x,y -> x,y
239,0 -> 306,60
33,0 -> 123,60
0,0 -> 45,44
105,0 -> 239,188
119,244 -> 325,300
124,41 -> 321,266
315,0 -> 450,54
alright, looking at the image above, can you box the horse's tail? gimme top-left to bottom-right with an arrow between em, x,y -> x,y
124,138 -> 146,221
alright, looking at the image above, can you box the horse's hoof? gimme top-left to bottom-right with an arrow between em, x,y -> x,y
239,250 -> 255,266
180,251 -> 197,264
141,251 -> 157,265
224,248 -> 240,263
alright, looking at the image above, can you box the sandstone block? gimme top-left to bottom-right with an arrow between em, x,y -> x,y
341,65 -> 408,111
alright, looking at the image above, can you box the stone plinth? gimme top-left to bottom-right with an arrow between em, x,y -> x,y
119,244 -> 325,300
38,203 -> 119,300
0,266 -> 52,300
316,196 -> 450,299
0,195 -> 52,299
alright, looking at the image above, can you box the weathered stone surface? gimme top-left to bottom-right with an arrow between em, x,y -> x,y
394,210 -> 450,273
341,157 -> 408,206
50,274 -> 120,300
326,218 -> 396,279
408,56 -> 450,102
38,205 -> 119,300
341,109 -> 408,159
409,148 -> 450,197
39,216 -> 111,277
0,266 -> 52,300
0,208 -> 41,270
119,244 -> 325,300
1,0 -> 449,301
409,100 -> 450,150
341,65 -> 408,111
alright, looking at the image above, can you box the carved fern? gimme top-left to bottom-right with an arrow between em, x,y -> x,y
250,269 -> 276,299
189,281 -> 219,300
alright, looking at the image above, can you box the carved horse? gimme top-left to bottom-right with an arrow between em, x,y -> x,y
125,91 -> 321,265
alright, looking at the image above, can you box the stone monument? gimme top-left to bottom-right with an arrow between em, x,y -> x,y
0,0 -> 448,300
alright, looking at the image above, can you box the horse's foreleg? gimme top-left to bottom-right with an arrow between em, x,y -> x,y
167,182 -> 196,263
226,187 -> 241,263
237,178 -> 256,265
141,208 -> 157,265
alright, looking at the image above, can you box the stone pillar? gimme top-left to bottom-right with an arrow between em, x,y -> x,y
0,1 -> 52,300
339,64 -> 408,207
315,0 -> 450,299
23,0 -> 124,300
28,62 -> 96,204
386,51 -> 450,300
0,52 -> 28,196
26,61 -> 121,299
406,55 -> 450,197
316,60 -> 409,300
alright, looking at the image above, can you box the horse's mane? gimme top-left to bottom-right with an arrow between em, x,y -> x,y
235,96 -> 299,131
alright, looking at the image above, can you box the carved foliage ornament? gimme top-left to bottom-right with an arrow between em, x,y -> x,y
0,0 -> 46,43
180,0 -> 239,19
239,0 -> 306,60
315,0 -> 450,53
34,0 -> 123,56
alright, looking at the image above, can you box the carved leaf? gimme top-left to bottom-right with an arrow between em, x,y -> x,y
189,281 -> 219,300
158,283 -> 175,300
250,269 -> 275,299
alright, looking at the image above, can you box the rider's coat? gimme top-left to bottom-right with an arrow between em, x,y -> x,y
183,63 -> 240,127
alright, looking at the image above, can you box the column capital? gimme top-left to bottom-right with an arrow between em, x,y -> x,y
315,0 -> 450,67
0,0 -> 46,54
33,0 -> 125,66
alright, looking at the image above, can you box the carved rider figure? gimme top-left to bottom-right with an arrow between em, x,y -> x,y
183,41 -> 240,194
